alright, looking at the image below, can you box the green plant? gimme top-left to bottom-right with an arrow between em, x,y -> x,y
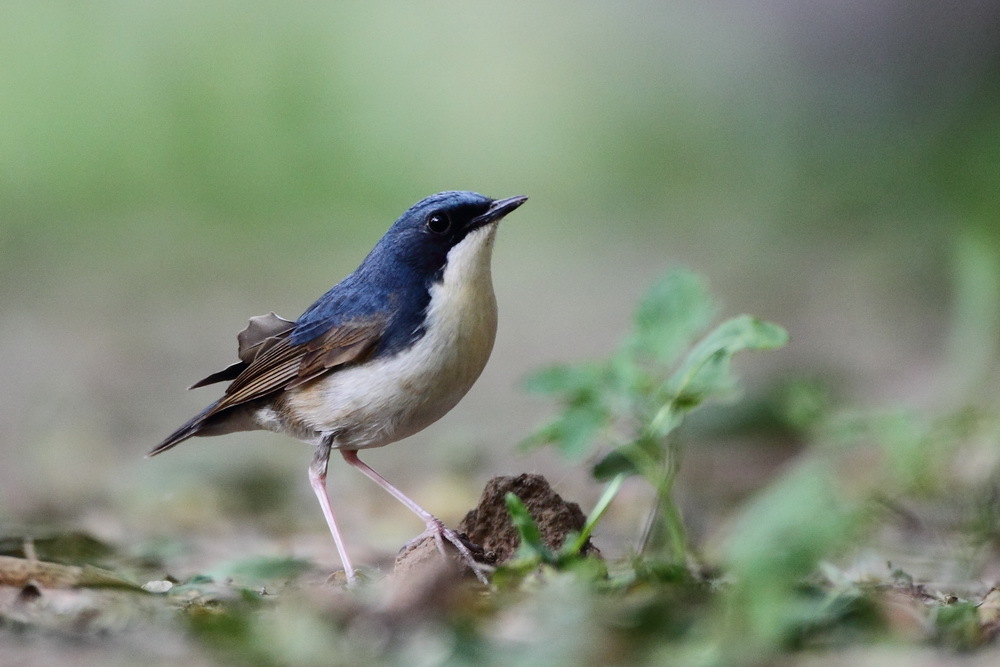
499,474 -> 624,577
523,269 -> 788,564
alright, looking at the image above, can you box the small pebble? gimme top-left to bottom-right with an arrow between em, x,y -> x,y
142,580 -> 174,594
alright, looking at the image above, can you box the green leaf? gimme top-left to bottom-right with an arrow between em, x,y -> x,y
562,474 -> 626,556
593,316 -> 787,479
933,601 -> 983,650
525,407 -> 605,457
505,492 -> 554,563
724,460 -> 856,578
719,459 -> 863,648
521,399 -> 611,459
664,315 -> 788,408
592,435 -> 664,480
521,361 -> 617,458
523,362 -> 604,396
592,449 -> 639,480
626,270 -> 717,366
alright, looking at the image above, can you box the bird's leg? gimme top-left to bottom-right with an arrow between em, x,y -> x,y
309,437 -> 357,583
340,449 -> 491,584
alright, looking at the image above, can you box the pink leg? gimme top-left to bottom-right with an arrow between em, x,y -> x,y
341,449 -> 490,583
309,440 -> 356,583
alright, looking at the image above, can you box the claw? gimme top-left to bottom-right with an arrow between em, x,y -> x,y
425,518 -> 492,584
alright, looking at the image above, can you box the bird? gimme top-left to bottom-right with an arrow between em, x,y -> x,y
149,191 -> 528,584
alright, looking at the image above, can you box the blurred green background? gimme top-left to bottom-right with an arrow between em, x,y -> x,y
2,1 -> 998,570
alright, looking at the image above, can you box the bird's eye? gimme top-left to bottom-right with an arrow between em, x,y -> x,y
427,213 -> 451,234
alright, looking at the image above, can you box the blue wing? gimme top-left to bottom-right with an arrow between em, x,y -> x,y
150,273 -> 431,456
291,272 -> 430,356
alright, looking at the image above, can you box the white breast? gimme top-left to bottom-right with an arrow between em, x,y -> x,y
277,223 -> 500,449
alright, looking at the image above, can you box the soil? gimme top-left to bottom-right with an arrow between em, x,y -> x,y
392,473 -> 598,581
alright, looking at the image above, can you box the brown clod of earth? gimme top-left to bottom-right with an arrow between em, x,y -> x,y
459,473 -> 600,565
392,473 -> 599,587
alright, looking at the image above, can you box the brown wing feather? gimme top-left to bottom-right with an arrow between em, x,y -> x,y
187,313 -> 296,389
289,324 -> 383,388
150,314 -> 386,457
205,316 -> 385,418
236,312 -> 296,362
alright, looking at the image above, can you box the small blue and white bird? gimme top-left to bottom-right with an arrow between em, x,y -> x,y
150,191 -> 528,583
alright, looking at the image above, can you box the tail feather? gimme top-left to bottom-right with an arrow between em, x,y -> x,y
147,402 -> 218,457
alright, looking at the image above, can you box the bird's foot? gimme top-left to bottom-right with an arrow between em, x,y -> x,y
416,517 -> 492,584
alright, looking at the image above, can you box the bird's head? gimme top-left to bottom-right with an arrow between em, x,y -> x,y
364,191 -> 527,285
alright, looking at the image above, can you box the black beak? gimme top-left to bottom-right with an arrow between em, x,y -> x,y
470,195 -> 528,229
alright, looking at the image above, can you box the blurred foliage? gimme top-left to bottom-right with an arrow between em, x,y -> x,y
524,269 -> 788,563
3,1 -> 998,258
